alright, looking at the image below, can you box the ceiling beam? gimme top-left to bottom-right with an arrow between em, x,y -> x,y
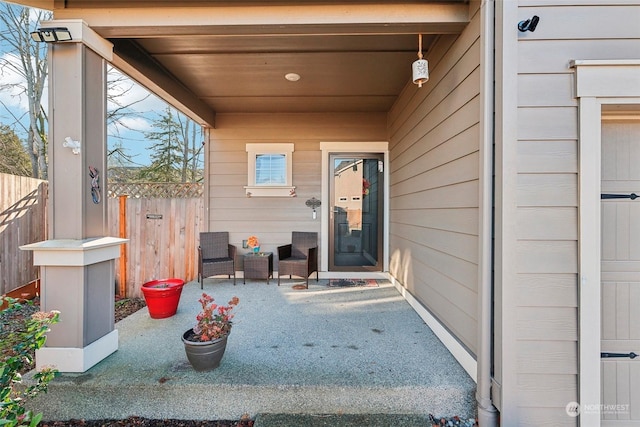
53,3 -> 469,37
110,40 -> 216,127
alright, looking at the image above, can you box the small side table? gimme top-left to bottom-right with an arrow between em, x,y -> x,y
243,252 -> 273,284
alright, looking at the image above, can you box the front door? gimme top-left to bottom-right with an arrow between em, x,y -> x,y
601,120 -> 640,424
329,154 -> 383,271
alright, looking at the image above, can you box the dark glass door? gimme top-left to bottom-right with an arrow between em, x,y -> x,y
329,154 -> 383,271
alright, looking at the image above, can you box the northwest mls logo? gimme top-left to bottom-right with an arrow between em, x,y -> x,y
566,401 -> 580,417
566,401 -> 630,417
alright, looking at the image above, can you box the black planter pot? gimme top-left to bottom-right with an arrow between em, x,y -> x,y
182,328 -> 229,372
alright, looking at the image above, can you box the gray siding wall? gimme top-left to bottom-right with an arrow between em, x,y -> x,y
497,1 -> 640,425
387,4 -> 482,355
207,112 -> 387,269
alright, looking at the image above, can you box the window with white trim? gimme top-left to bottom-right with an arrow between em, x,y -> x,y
245,143 -> 295,197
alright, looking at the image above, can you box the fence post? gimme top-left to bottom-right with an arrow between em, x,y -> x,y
119,195 -> 127,297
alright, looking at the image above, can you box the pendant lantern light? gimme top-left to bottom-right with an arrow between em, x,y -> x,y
412,34 -> 429,87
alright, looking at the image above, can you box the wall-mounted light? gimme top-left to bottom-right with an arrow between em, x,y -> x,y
412,34 -> 429,88
30,27 -> 72,43
305,197 -> 321,220
518,16 -> 540,32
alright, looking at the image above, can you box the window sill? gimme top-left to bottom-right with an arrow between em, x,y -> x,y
244,186 -> 296,198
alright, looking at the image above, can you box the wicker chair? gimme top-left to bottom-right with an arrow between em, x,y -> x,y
277,231 -> 318,288
198,232 -> 237,288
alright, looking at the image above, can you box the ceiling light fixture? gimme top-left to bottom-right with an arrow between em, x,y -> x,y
30,27 -> 72,43
412,34 -> 429,88
285,73 -> 301,82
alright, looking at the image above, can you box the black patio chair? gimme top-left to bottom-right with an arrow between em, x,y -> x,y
198,232 -> 237,288
277,231 -> 318,288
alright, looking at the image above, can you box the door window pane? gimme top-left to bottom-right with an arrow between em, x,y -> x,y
331,156 -> 381,270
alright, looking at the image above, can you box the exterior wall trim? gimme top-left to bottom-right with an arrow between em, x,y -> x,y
390,276 -> 477,381
493,0 -> 519,418
573,59 -> 640,427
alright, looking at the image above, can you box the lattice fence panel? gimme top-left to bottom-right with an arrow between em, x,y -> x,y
108,182 -> 204,199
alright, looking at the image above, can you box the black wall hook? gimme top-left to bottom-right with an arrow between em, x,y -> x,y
518,15 -> 540,32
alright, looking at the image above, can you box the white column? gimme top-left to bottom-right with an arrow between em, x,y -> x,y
21,21 -> 126,373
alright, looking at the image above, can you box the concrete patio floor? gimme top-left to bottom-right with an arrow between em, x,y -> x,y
26,278 -> 477,422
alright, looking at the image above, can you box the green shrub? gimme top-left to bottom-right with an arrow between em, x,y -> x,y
0,298 -> 59,427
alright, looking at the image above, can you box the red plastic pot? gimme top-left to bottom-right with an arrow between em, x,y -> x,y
141,278 -> 185,319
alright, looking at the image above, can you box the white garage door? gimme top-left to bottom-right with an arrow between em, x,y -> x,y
601,120 -> 640,425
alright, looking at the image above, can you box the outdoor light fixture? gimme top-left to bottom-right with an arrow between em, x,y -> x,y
285,73 -> 301,82
305,197 -> 321,219
518,15 -> 540,32
412,34 -> 429,88
30,27 -> 72,43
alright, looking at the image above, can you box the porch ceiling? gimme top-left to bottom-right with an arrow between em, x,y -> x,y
42,1 -> 470,126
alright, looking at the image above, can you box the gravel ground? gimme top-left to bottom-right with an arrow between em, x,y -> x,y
40,416 -> 254,427
2,296 -> 476,427
1,297 -> 253,427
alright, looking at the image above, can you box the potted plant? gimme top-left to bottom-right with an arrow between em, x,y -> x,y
182,293 -> 240,371
141,278 -> 185,319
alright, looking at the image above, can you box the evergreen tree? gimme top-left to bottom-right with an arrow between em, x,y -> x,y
138,106 -> 203,183
0,125 -> 31,176
138,107 -> 183,182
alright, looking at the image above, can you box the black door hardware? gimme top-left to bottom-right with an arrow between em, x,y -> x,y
601,193 -> 638,200
601,352 -> 638,359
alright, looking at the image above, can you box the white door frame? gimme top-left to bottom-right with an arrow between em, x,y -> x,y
319,141 -> 389,277
574,59 -> 640,425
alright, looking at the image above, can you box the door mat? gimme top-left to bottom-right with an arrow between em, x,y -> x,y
328,279 -> 378,287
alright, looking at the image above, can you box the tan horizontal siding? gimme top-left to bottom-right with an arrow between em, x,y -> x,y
517,341 -> 579,374
388,13 -> 480,140
391,125 -> 479,184
392,98 -> 481,170
518,107 -> 578,140
517,241 -> 578,274
516,274 -> 578,307
516,407 -> 578,427
391,152 -> 479,196
392,207 -> 479,235
517,207 -> 578,240
499,1 -> 640,421
519,39 -> 640,73
388,7 -> 481,355
207,112 -> 387,267
517,173 -> 578,207
390,233 -> 479,291
518,374 -> 577,407
393,223 -> 478,265
391,181 -> 479,210
517,307 -> 578,341
517,140 -> 578,173
518,74 -> 577,107
518,5 -> 640,40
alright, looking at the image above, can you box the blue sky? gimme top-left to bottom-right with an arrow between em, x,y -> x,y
0,1 -> 188,167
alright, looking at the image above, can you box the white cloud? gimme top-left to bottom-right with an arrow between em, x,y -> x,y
0,52 -> 32,112
108,116 -> 152,136
107,67 -> 168,115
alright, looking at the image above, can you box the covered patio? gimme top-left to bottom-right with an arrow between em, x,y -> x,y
25,279 -> 475,421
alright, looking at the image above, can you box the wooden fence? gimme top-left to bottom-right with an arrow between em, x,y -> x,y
0,173 -> 47,295
1,173 -> 204,298
108,196 -> 204,298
